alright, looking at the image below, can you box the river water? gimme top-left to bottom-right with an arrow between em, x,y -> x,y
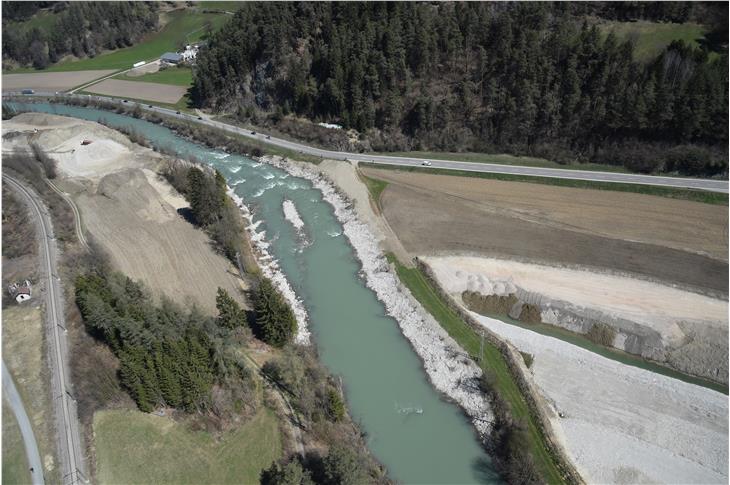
5,102 -> 499,484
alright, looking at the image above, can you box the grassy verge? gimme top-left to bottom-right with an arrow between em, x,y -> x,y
359,174 -> 388,208
115,65 -> 193,86
360,162 -> 728,205
93,409 -> 281,484
378,150 -> 631,174
2,402 -> 30,485
386,254 -> 566,484
11,9 -> 229,73
76,90 -> 195,114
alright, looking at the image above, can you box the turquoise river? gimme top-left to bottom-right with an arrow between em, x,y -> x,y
6,102 -> 500,484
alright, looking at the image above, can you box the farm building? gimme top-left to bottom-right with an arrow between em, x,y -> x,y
161,52 -> 182,65
8,280 -> 32,303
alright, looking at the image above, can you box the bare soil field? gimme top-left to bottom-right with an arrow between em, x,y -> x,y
5,113 -> 247,314
124,61 -> 160,77
363,168 -> 728,296
2,70 -> 115,93
85,78 -> 187,103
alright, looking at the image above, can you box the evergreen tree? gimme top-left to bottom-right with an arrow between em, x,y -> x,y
254,277 -> 296,347
216,288 -> 247,329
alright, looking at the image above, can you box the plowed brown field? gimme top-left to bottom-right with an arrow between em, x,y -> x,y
362,167 -> 728,296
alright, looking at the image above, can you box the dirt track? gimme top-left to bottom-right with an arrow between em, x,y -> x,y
85,79 -> 186,104
2,70 -> 115,93
363,168 -> 728,296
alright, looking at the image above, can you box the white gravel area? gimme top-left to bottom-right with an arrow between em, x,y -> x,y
262,156 -> 495,438
427,256 -> 728,334
282,199 -> 305,232
227,188 -> 310,344
469,311 -> 728,484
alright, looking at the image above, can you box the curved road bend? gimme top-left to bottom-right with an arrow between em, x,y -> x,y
2,361 -> 45,485
3,175 -> 87,485
8,92 -> 726,193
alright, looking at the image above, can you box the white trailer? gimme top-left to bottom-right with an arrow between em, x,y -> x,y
132,61 -> 145,68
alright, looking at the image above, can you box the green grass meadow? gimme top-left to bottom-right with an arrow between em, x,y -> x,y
1,402 -> 30,485
599,21 -> 708,62
93,409 -> 281,485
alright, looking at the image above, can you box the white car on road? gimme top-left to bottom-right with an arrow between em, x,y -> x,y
421,160 -> 432,166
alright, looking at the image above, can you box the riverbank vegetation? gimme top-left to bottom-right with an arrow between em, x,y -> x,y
192,2 -> 728,177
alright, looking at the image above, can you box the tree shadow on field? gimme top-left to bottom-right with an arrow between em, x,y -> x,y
177,207 -> 196,224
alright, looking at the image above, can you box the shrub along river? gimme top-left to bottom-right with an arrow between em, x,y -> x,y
6,102 -> 500,484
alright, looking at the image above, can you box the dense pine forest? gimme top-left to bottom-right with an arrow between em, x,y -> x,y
192,2 -> 728,176
2,1 -> 158,69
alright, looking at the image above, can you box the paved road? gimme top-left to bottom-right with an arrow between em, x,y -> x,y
2,360 -> 45,485
5,92 -> 729,193
4,175 -> 87,485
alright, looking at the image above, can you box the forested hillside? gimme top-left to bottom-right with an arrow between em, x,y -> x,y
2,1 -> 158,69
192,2 -> 728,176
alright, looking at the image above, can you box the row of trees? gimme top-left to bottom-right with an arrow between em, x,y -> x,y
3,1 -> 158,69
162,160 -> 298,348
192,2 -> 728,175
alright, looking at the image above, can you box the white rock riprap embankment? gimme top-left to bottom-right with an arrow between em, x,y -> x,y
261,156 -> 494,438
226,187 -> 310,344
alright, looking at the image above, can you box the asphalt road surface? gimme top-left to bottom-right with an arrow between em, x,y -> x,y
4,175 -> 87,485
2,360 -> 45,485
5,92 -> 729,193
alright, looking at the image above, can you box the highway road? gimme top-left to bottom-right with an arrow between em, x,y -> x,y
4,175 -> 87,485
4,92 -> 729,193
2,360 -> 45,485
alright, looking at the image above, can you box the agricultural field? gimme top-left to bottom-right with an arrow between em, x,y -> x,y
1,70 -> 114,93
361,167 -> 728,296
2,403 -> 29,485
85,79 -> 188,104
117,65 -> 193,87
598,20 -> 708,62
93,409 -> 281,485
12,9 -> 229,73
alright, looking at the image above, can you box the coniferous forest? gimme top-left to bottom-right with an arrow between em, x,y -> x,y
2,1 -> 158,69
192,2 -> 728,176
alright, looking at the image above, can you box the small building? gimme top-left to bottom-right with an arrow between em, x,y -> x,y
161,52 -> 182,65
8,280 -> 32,303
